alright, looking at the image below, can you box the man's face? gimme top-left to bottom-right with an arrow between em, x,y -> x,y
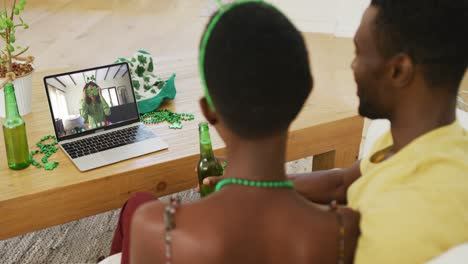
351,6 -> 394,120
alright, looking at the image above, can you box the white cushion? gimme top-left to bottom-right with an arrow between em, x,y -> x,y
426,243 -> 468,264
457,108 -> 468,129
360,119 -> 390,158
98,253 -> 121,264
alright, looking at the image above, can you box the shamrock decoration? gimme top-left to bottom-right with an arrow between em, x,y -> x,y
86,86 -> 99,97
115,50 -> 168,102
30,135 -> 60,171
168,122 -> 183,129
86,75 -> 96,83
137,55 -> 147,65
44,162 -> 59,171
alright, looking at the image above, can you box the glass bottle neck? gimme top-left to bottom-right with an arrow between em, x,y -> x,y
200,139 -> 215,159
4,84 -> 21,120
199,123 -> 215,159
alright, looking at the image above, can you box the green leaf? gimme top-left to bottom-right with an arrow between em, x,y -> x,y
7,44 -> 14,52
10,36 -> 15,43
23,24 -> 29,29
14,8 -> 20,15
132,80 -> 140,90
0,22 -> 6,30
6,18 -> 13,27
19,0 -> 27,9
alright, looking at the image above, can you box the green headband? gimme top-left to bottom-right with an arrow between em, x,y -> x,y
199,0 -> 275,111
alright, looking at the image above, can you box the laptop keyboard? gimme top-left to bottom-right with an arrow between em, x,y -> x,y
61,125 -> 155,159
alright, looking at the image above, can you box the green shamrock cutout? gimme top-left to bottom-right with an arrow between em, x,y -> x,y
86,86 -> 99,97
169,122 -> 183,129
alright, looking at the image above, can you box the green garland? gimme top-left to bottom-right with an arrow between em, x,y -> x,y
30,135 -> 59,170
141,109 -> 194,129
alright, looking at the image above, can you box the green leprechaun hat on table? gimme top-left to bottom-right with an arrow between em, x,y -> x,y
116,50 -> 177,114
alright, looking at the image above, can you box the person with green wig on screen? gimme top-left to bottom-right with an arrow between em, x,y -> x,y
80,81 -> 111,129
105,1 -> 360,264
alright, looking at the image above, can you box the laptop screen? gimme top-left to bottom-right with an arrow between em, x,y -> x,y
44,63 -> 140,141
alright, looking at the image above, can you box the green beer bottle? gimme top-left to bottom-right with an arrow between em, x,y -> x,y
2,83 -> 30,170
197,122 -> 223,197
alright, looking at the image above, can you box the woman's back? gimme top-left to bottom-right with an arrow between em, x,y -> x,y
131,186 -> 359,264
126,2 -> 360,263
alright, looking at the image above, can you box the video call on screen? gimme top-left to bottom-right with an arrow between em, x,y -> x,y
45,64 -> 138,139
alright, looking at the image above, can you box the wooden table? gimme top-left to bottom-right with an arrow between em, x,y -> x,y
0,0 -> 363,240
0,58 -> 363,239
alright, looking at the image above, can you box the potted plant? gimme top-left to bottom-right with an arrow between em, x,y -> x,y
0,0 -> 34,117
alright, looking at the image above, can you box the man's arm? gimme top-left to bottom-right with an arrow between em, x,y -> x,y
289,160 -> 361,204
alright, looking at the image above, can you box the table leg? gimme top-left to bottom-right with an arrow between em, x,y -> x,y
312,144 -> 361,171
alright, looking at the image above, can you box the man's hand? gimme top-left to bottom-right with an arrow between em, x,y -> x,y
195,156 -> 227,193
289,161 -> 361,204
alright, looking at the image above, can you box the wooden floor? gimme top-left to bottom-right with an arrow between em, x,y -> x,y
17,0 -> 467,111
21,0 -> 206,70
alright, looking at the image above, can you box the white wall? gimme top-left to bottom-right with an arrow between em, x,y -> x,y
269,0 -> 370,38
334,0 -> 370,37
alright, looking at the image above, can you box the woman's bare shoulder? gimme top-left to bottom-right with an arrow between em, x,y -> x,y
132,200 -> 168,230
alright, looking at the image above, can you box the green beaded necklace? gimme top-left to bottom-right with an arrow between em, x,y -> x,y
215,178 -> 294,192
140,109 -> 194,129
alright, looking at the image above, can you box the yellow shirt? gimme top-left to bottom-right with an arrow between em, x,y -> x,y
348,121 -> 468,264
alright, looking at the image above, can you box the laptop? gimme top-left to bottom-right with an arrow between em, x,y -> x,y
44,62 -> 168,171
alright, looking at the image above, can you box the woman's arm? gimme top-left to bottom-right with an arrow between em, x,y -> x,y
130,202 -> 166,264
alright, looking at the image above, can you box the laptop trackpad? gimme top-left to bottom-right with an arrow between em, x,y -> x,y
74,153 -> 108,171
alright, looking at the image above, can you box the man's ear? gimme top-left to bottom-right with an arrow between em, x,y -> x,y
389,53 -> 415,89
200,97 -> 218,125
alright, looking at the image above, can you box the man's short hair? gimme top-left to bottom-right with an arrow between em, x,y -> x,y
371,0 -> 467,93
